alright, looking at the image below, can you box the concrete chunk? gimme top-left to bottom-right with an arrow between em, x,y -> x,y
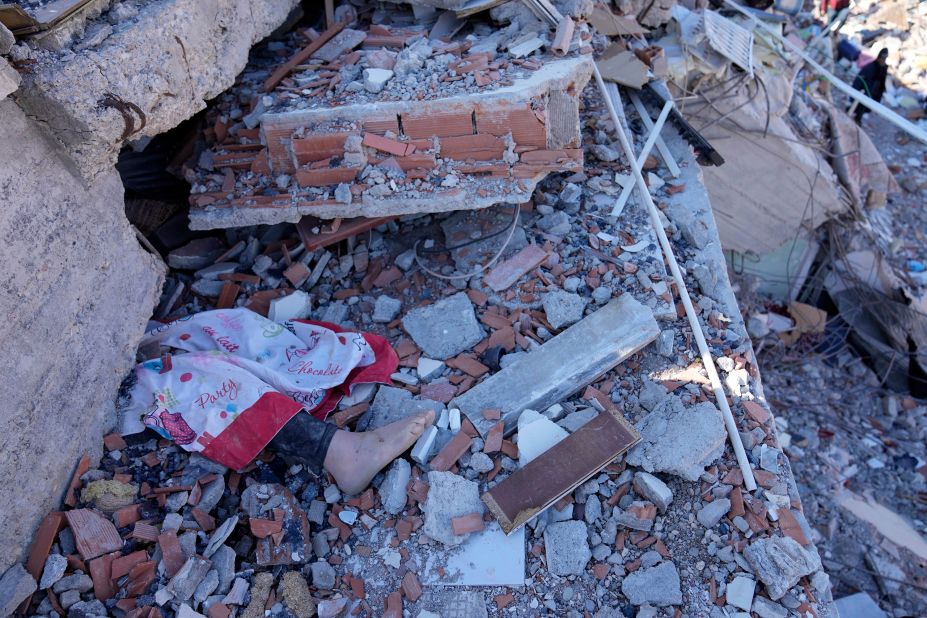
0,564 -> 36,616
625,395 -> 727,481
455,295 -> 659,436
743,536 -> 822,600
422,471 -> 485,546
402,292 -> 484,360
542,289 -> 587,329
544,521 -> 591,576
632,472 -> 673,513
621,561 -> 682,606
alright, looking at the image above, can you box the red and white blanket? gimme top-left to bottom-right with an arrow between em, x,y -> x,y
120,308 -> 397,470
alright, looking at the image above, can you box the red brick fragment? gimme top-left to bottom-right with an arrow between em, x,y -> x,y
88,552 -> 119,600
363,132 -> 415,157
65,455 -> 91,507
208,603 -> 231,618
451,513 -> 485,536
742,401 -> 771,424
428,432 -> 472,472
103,433 -> 128,451
126,561 -> 157,597
483,421 -> 504,454
384,591 -> 403,618
593,563 -> 610,579
482,408 -> 501,420
294,166 -> 360,187
191,508 -> 216,532
66,509 -> 123,561
446,355 -> 490,378
251,517 -> 284,538
777,508 -> 810,546
351,576 -> 366,599
111,550 -> 148,580
401,571 -> 422,602
494,593 -> 515,608
292,132 -> 354,164
23,511 -> 65,592
129,523 -> 160,543
157,531 -> 185,578
402,109 -> 473,139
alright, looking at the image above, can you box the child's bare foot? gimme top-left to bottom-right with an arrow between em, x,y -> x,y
324,410 -> 435,495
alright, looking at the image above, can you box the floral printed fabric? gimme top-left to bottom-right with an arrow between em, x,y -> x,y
120,308 -> 397,470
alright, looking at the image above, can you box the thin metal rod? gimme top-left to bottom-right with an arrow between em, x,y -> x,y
723,0 -> 927,145
594,65 -> 759,491
611,96 -> 673,217
628,91 -> 681,178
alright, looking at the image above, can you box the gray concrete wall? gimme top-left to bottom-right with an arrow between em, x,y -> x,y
0,99 -> 164,574
16,0 -> 301,180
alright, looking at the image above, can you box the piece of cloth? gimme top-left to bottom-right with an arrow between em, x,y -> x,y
269,411 -> 339,475
120,308 -> 397,470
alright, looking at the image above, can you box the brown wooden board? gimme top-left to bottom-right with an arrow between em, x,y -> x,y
482,408 -> 640,534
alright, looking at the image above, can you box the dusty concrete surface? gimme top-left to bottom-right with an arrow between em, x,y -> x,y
0,99 -> 164,575
15,0 -> 300,180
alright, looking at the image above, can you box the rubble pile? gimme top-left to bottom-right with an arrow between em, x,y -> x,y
22,0 -> 927,616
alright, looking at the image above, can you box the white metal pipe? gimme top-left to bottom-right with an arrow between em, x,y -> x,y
611,97 -> 674,217
596,66 -> 759,491
629,91 -> 682,178
723,0 -> 927,145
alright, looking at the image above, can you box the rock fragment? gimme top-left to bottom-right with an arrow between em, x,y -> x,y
543,521 -> 591,576
402,292 -> 484,360
422,471 -> 485,546
743,536 -> 822,600
625,395 -> 726,481
620,561 -> 682,606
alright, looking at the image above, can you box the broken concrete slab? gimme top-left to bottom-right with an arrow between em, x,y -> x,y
743,536 -> 822,600
455,295 -> 659,436
422,471 -> 486,547
483,409 -> 639,534
621,561 -> 682,606
402,292 -> 484,360
0,98 -> 163,575
543,521 -> 591,576
189,56 -> 594,228
625,395 -> 727,481
16,0 -> 302,180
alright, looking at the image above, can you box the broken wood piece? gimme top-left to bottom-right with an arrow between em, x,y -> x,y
264,21 -> 347,92
454,295 -> 660,436
483,408 -> 640,534
296,215 -> 396,252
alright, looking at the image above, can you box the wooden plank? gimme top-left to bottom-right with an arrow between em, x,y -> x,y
483,409 -> 639,534
264,21 -> 347,92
